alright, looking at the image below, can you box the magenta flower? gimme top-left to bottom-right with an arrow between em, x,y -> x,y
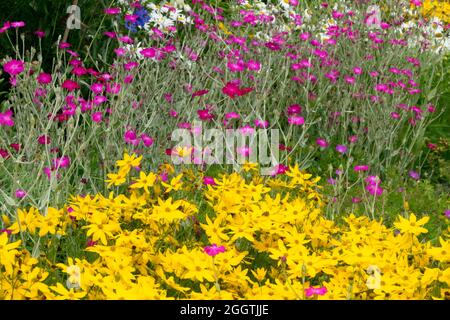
105,7 -> 121,15
62,79 -> 80,91
124,130 -> 139,146
445,210 -> 450,219
3,60 -> 24,76
140,134 -> 154,147
354,165 -> 369,171
204,244 -> 225,256
409,170 -> 420,180
247,60 -> 261,71
366,183 -> 383,196
316,138 -> 329,148
15,189 -> 27,199
141,47 -> 157,58
336,145 -> 347,154
349,135 -> 358,144
91,112 -> 103,123
38,135 -> 51,145
37,72 -> 52,85
0,110 -> 14,127
11,21 -> 25,28
365,175 -> 381,185
287,104 -> 302,115
288,116 -> 305,126
255,119 -> 269,128
305,286 -> 327,297
203,176 -> 216,186
225,112 -> 240,120
34,30 -> 45,38
52,156 -> 71,169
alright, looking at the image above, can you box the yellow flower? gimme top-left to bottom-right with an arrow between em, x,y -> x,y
394,213 -> 429,235
0,232 -> 21,274
161,173 -> 183,193
130,171 -> 157,193
116,152 -> 142,171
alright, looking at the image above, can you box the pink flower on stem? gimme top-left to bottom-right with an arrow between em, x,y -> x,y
305,286 -> 327,297
62,79 -> 80,91
3,60 -> 24,76
288,116 -> 305,126
204,244 -> 225,256
15,189 -> 27,199
105,7 -> 121,15
203,176 -> 216,186
38,135 -> 51,145
124,130 -> 139,146
91,112 -> 103,123
34,30 -> 45,38
37,72 -> 52,85
140,134 -> 154,147
316,138 -> 329,148
354,165 -> 369,171
0,110 -> 14,127
335,145 -> 347,154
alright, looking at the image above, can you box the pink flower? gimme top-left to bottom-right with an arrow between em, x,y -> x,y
366,183 -> 383,196
124,130 -> 139,146
106,83 -> 121,94
316,138 -> 329,148
3,60 -> 24,76
287,104 -> 302,115
34,30 -> 45,38
409,170 -> 420,180
11,21 -> 25,28
239,125 -> 255,136
37,72 -> 52,85
305,286 -> 327,297
105,7 -> 121,15
247,59 -> 261,71
203,176 -> 216,185
91,112 -> 103,123
52,156 -> 71,169
352,197 -> 362,203
255,119 -> 269,128
410,0 -> 422,6
225,112 -> 240,120
0,110 -> 14,127
445,210 -> 450,219
204,244 -> 225,256
237,146 -> 251,157
198,109 -> 214,121
391,112 -> 401,119
349,135 -> 358,144
192,89 -> 209,97
15,189 -> 27,199
38,135 -> 51,145
222,81 -> 253,99
335,144 -> 347,154
365,175 -> 381,185
140,134 -> 154,147
140,47 -> 157,58
62,79 -> 80,91
288,116 -> 305,126
354,165 -> 369,171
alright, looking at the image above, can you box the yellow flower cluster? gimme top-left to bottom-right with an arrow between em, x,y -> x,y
422,0 -> 450,24
0,154 -> 449,300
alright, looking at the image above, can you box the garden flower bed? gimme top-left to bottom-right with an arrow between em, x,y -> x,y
0,0 -> 449,300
